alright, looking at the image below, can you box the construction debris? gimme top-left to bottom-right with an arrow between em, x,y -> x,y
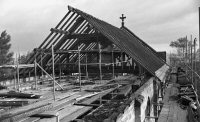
0,91 -> 41,99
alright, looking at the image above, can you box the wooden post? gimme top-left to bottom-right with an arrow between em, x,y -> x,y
198,7 -> 200,94
34,59 -> 37,90
29,71 -> 31,82
78,45 -> 81,91
17,55 -> 20,91
40,54 -> 43,79
199,7 -> 200,63
52,45 -> 56,101
194,38 -> 197,91
85,53 -> 88,79
14,71 -> 16,90
121,52 -> 125,71
98,42 -> 102,83
36,62 -> 64,90
191,35 -> 193,85
112,50 -> 115,79
99,96 -> 102,105
121,52 -> 123,71
59,55 -> 61,81
67,53 -> 69,74
185,36 -> 188,74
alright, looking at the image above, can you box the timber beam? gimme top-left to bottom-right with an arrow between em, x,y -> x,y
74,103 -> 100,107
50,28 -> 102,40
50,28 -> 70,34
0,100 -> 29,107
67,33 -> 102,40
145,116 -> 158,119
34,48 -> 123,54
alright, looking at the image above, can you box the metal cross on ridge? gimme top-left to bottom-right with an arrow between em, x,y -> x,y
120,14 -> 126,27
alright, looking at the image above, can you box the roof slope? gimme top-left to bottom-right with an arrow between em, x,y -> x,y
121,26 -> 167,63
23,5 -> 166,77
68,6 -> 165,75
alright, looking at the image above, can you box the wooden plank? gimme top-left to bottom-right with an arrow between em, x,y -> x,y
75,92 -> 99,101
32,111 -> 58,118
158,74 -> 188,122
0,92 -> 78,121
66,33 -> 101,40
50,28 -> 70,34
0,92 -> 41,99
0,100 -> 28,106
81,88 -> 117,104
39,117 -> 57,122
19,117 -> 40,122
118,85 -> 132,97
58,105 -> 84,119
17,93 -> 81,122
60,106 -> 92,122
74,103 -> 100,107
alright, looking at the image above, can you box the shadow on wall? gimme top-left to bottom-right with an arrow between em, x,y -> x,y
135,98 -> 141,122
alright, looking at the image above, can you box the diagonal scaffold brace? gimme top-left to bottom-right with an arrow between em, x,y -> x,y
35,62 -> 64,91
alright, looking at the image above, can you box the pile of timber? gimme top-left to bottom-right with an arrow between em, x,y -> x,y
80,85 -> 133,122
0,91 -> 41,99
0,86 -> 117,122
114,85 -> 132,99
175,67 -> 200,121
83,98 -> 132,122
0,85 -> 7,90
0,100 -> 29,107
85,84 -> 119,92
0,91 -> 77,122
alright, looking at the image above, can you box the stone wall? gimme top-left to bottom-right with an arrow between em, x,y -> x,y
116,100 -> 135,122
116,77 -> 157,122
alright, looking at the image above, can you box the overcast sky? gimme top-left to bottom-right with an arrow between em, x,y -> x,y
0,0 -> 200,54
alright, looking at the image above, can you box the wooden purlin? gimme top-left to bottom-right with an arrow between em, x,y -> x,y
54,28 -> 94,65
61,43 -> 96,64
61,43 -> 94,65
72,44 -> 94,65
22,11 -> 76,75
49,28 -> 93,67
41,13 -> 76,50
50,17 -> 85,54
53,21 -> 91,64
40,17 -> 87,72
58,21 -> 88,49
65,30 -> 104,64
39,11 -> 71,49
67,28 -> 92,51
26,11 -> 72,64
69,8 -> 141,68
65,33 -> 100,40
50,28 -> 69,34
41,13 -> 77,54
47,13 -> 79,48
70,42 -> 96,63
23,5 -> 164,79
48,19 -> 96,68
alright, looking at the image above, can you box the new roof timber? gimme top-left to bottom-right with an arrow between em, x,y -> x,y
67,33 -> 102,39
34,48 -> 122,54
22,5 -> 168,79
67,6 -> 165,75
50,28 -> 70,34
